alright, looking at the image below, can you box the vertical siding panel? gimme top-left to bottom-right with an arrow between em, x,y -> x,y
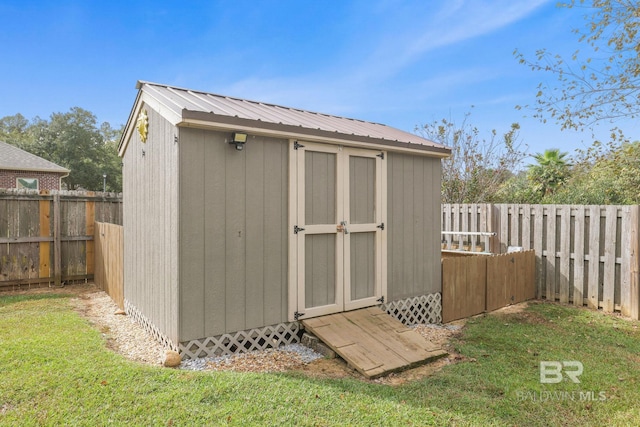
225,139 -> 247,333
431,158 -> 442,293
262,140 -> 288,325
245,138 -> 265,329
402,157 -> 415,295
179,130 -> 206,340
387,154 -> 440,300
168,120 -> 179,342
203,131 -> 227,336
413,158 -> 425,292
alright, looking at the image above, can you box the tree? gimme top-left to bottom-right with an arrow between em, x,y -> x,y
0,109 -> 123,192
527,148 -> 572,197
417,112 -> 527,203
515,0 -> 640,137
547,140 -> 640,204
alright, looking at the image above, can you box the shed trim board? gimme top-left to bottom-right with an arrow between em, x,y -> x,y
288,141 -> 387,321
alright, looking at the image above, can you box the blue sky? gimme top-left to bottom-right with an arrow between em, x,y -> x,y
1,1 -> 635,161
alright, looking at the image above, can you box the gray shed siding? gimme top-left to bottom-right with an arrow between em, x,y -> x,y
123,105 -> 180,343
387,152 -> 442,300
178,128 -> 289,341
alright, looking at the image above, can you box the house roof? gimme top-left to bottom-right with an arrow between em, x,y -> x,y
0,141 -> 70,173
120,81 -> 450,157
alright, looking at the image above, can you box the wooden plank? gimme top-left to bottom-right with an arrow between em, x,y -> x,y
546,205 -> 557,301
443,204 -> 452,249
573,206 -> 585,307
510,204 -> 519,247
522,204 -> 531,250
602,205 -> 617,312
53,194 -> 61,287
38,199 -> 51,279
85,200 -> 95,275
303,307 -> 446,378
629,205 -> 640,320
490,204 -> 501,254
587,206 -> 601,309
500,204 -> 509,250
620,206 -> 632,317
533,205 -> 544,298
487,254 -> 509,311
559,205 -> 571,304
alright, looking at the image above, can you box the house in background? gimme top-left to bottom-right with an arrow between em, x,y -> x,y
0,141 -> 70,190
119,81 -> 451,359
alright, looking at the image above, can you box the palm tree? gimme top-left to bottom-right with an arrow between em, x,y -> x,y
528,148 -> 571,197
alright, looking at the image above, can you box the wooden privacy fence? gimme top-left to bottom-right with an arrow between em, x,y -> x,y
94,222 -> 124,309
442,250 -> 536,323
0,189 -> 122,289
442,204 -> 640,320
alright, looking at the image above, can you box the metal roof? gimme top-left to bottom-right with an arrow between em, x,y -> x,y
120,81 -> 450,157
0,141 -> 70,173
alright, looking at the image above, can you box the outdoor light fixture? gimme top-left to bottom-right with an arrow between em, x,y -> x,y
230,132 -> 248,150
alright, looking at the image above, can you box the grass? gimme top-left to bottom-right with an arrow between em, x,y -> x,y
0,295 -> 639,426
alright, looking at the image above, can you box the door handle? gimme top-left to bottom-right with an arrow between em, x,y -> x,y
339,221 -> 349,234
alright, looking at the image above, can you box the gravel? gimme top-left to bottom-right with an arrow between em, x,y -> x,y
180,344 -> 324,372
72,287 -> 459,376
73,288 -> 324,372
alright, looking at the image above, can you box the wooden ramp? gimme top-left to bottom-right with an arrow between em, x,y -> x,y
301,307 -> 447,379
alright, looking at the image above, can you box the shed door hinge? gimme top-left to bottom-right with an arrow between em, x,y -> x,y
376,152 -> 384,159
294,311 -> 305,320
377,222 -> 385,231
377,296 -> 385,304
294,225 -> 305,234
294,141 -> 305,150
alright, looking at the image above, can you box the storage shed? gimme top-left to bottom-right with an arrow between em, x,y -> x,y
119,81 -> 451,358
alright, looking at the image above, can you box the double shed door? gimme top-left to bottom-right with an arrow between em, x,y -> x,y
291,141 -> 387,320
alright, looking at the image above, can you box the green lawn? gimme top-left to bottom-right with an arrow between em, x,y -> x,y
0,293 -> 638,426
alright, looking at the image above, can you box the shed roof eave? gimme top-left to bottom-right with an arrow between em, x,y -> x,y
179,110 -> 451,158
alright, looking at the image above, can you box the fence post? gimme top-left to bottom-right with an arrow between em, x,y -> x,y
53,194 -> 61,287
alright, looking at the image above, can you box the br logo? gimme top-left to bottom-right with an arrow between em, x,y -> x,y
540,361 -> 583,384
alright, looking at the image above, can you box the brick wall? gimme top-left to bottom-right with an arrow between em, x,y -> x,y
0,170 -> 65,191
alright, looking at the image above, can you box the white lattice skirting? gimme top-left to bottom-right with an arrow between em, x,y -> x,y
124,299 -> 179,353
381,293 -> 442,325
179,322 -> 302,360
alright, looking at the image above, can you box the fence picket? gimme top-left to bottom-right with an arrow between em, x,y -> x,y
546,205 -> 557,301
533,205 -> 544,298
559,205 -> 571,304
573,206 -> 585,306
0,190 -> 122,288
602,205 -> 617,312
587,206 -> 601,309
442,203 -> 639,319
